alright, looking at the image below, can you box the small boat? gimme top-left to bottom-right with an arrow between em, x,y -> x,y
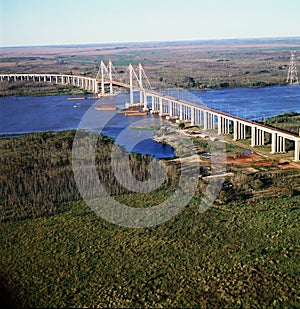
68,97 -> 86,100
118,109 -> 141,114
73,105 -> 81,108
125,111 -> 148,116
95,105 -> 118,111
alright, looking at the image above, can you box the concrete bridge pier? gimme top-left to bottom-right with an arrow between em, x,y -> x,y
174,102 -> 181,119
166,101 -> 180,120
190,107 -> 195,126
93,80 -> 98,94
182,105 -> 187,121
271,132 -> 286,154
193,109 -> 202,126
203,112 -> 214,130
277,136 -> 285,153
150,96 -> 160,114
139,89 -> 143,106
142,91 -> 149,111
169,101 -> 174,117
257,128 -> 264,145
233,120 -> 246,140
179,104 -> 183,121
218,116 -> 229,135
251,126 -> 264,147
159,97 -> 163,114
183,105 -> 187,121
295,140 -> 300,161
271,132 -> 277,153
164,99 -> 169,115
224,118 -> 230,134
218,117 -> 230,135
203,112 -> 208,130
177,105 -> 189,123
158,97 -> 164,116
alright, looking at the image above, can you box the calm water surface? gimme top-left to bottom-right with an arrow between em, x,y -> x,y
192,84 -> 300,120
0,93 -> 175,158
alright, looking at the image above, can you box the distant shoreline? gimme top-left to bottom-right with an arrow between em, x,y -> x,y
1,37 -> 299,94
0,82 -> 294,98
1,36 -> 300,49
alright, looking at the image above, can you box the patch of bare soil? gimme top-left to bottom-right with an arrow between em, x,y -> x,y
226,153 -> 300,170
226,153 -> 272,166
278,159 -> 300,170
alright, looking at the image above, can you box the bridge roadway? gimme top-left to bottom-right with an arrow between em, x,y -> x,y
1,73 -> 300,161
110,80 -> 300,162
0,73 -> 100,93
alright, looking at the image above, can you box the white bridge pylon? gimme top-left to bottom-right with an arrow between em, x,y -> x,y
97,61 -> 152,110
96,60 -> 115,95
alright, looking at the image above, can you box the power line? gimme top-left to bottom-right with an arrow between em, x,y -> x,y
286,51 -> 299,85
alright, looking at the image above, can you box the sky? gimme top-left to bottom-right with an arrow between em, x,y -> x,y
0,0 -> 300,47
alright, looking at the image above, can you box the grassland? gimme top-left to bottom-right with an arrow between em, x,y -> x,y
1,195 -> 299,308
0,130 -> 299,308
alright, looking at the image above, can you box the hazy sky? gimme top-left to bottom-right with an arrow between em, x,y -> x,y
1,0 -> 300,46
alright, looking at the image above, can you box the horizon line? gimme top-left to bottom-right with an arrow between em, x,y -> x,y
1,35 -> 300,49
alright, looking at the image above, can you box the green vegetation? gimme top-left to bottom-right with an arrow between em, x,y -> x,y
0,81 -> 88,97
262,111 -> 300,135
0,130 -> 299,307
0,131 -> 78,221
1,195 -> 299,308
0,131 -> 178,221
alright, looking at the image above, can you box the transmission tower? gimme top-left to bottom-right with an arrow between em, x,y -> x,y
286,51 -> 299,85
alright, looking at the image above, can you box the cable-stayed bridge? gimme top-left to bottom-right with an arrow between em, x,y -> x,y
1,61 -> 300,161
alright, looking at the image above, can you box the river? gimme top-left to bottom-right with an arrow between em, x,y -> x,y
0,85 -> 299,157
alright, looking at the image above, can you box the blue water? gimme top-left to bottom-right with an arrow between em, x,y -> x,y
0,85 -> 300,157
0,93 -> 175,158
191,85 -> 300,120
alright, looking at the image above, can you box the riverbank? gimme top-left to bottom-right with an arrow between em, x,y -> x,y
152,121 -> 300,171
0,80 -> 89,97
0,81 -> 293,98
